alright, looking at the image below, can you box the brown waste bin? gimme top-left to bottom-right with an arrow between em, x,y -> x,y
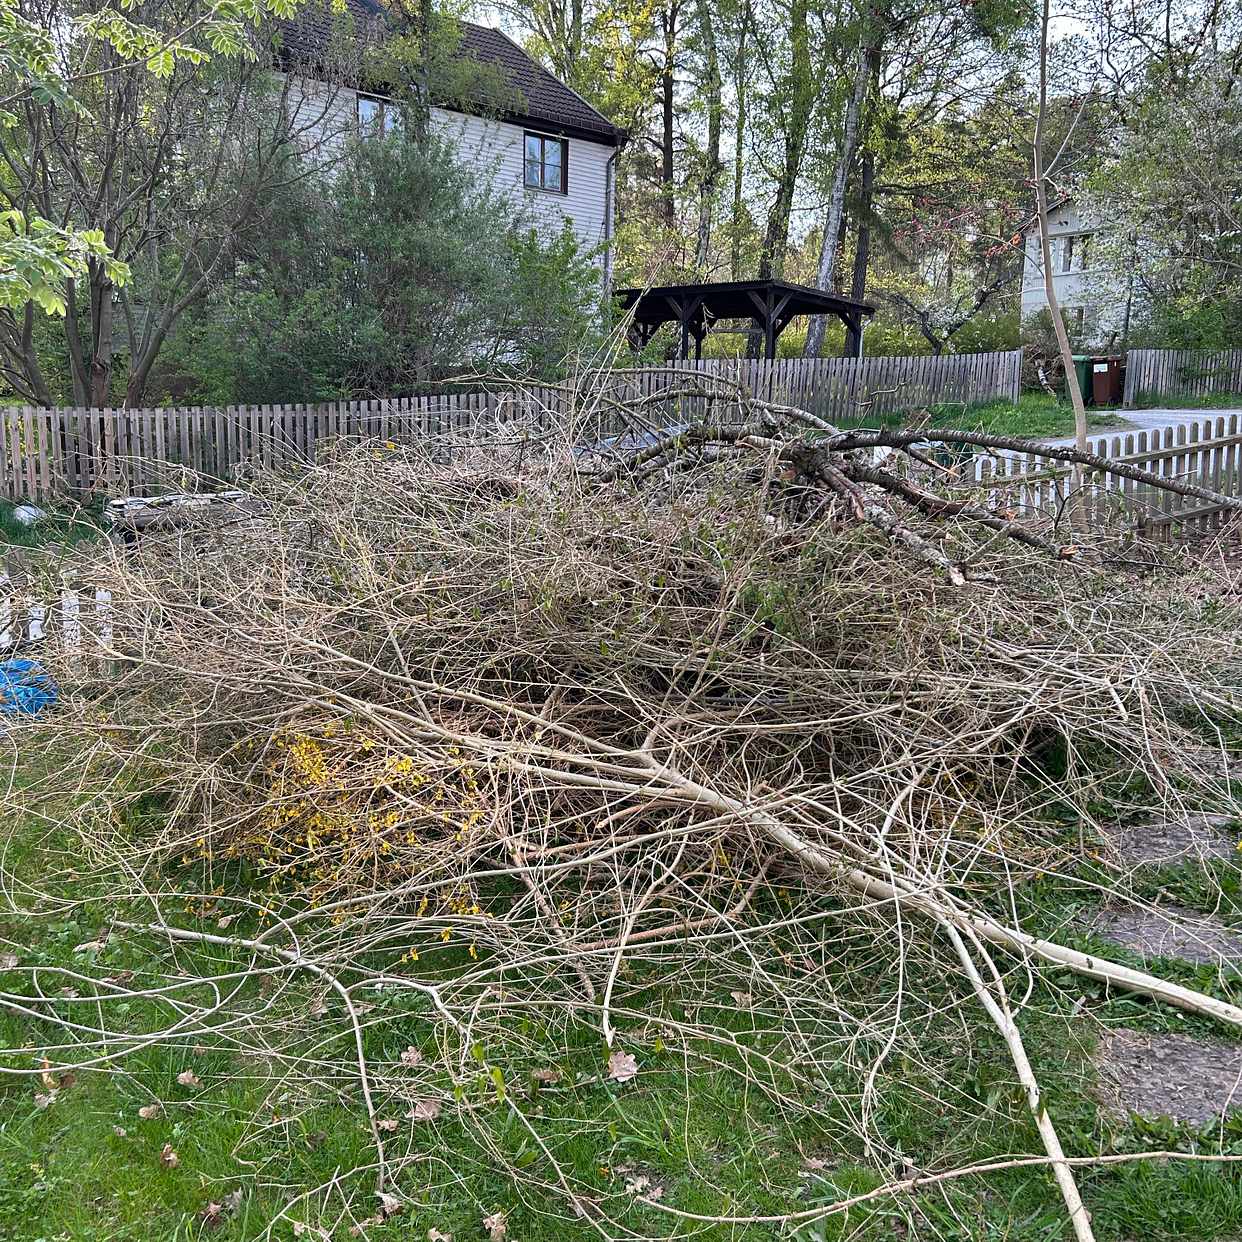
1090,356 -> 1124,406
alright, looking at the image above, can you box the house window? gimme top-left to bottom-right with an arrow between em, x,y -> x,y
524,132 -> 568,193
1061,235 -> 1075,273
358,94 -> 402,137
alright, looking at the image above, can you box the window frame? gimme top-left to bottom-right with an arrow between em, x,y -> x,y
357,92 -> 403,138
523,131 -> 569,195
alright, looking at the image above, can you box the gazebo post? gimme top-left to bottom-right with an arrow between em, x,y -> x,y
844,312 -> 865,358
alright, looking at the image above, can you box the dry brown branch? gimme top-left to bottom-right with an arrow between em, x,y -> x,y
3,397 -> 1242,1237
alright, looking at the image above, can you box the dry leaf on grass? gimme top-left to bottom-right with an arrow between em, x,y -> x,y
607,1050 -> 638,1084
427,1229 -> 453,1241
729,990 -> 752,1008
159,1142 -> 179,1168
406,1098 -> 441,1121
0,953 -> 17,969
348,1194 -> 402,1238
399,1046 -> 423,1067
482,1210 -> 507,1240
33,1091 -> 55,1109
176,1069 -> 201,1088
530,1068 -> 560,1085
376,1118 -> 399,1133
624,1174 -> 664,1201
113,1126 -> 128,1138
138,1103 -> 163,1119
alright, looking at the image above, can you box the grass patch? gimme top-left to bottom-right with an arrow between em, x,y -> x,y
0,499 -> 104,552
835,394 -> 1131,439
1133,391 -> 1242,411
4,789 -> 1242,1240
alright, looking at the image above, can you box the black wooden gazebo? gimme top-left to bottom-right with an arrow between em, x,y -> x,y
615,279 -> 876,361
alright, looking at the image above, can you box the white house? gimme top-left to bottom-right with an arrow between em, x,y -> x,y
1019,196 -> 1134,348
277,2 -> 624,286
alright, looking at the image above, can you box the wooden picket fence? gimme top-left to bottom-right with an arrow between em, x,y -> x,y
1123,348 -> 1242,407
971,413 -> 1242,538
0,351 -> 1023,502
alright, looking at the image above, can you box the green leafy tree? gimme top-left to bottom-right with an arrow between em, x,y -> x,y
0,0 -> 315,336
153,133 -> 606,401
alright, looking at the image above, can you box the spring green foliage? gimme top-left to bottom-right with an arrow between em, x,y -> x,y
0,0 -> 326,321
0,211 -> 128,314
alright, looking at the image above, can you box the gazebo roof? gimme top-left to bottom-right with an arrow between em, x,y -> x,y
614,279 -> 876,360
614,279 -> 875,324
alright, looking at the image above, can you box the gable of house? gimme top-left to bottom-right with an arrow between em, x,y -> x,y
1020,198 -> 1129,344
275,1 -> 621,267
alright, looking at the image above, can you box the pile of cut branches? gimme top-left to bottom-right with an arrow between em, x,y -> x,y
7,391 -> 1242,1238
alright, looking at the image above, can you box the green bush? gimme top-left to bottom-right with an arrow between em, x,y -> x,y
151,134 -> 607,403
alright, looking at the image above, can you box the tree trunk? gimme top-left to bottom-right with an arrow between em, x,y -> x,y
730,5 -> 749,280
1034,0 -> 1086,454
804,32 -> 871,357
845,148 -> 874,355
660,1 -> 680,230
756,0 -> 811,283
693,0 -> 722,275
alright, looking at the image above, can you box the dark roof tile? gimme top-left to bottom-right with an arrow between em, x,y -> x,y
279,1 -> 621,145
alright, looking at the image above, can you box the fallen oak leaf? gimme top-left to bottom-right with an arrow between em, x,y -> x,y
530,1068 -> 560,1085
482,1210 -> 506,1240
406,1098 -> 441,1121
427,1230 -> 453,1241
176,1069 -> 201,1088
159,1142 -> 179,1168
607,1050 -> 638,1084
377,1192 -> 403,1218
138,1102 -> 163,1119
399,1046 -> 423,1067
376,1118 -> 399,1133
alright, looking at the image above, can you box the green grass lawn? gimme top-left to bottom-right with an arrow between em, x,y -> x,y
834,394 -> 1131,440
0,499 -> 104,552
1133,391 -> 1242,411
924,395 -> 1132,439
4,760 -> 1242,1240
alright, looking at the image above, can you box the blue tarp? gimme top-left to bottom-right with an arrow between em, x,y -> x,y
0,659 -> 57,716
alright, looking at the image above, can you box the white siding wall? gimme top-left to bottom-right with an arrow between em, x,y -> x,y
282,72 -> 358,162
279,74 -> 612,261
1020,200 -> 1127,342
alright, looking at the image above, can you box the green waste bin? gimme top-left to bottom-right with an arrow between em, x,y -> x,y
1071,355 -> 1094,406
